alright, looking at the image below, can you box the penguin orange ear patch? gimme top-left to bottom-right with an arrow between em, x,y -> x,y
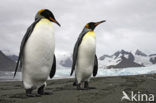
85,24 -> 89,28
38,9 -> 45,14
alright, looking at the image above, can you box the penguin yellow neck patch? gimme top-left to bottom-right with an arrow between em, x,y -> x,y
39,18 -> 52,26
35,18 -> 53,30
83,31 -> 96,40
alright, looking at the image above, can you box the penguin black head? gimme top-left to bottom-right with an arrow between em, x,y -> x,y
35,9 -> 61,27
85,20 -> 106,30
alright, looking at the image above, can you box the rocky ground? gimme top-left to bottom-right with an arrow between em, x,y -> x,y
0,74 -> 156,103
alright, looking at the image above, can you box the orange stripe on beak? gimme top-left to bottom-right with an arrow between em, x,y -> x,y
95,20 -> 106,26
49,17 -> 61,27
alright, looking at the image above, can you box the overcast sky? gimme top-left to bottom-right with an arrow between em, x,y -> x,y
0,0 -> 156,57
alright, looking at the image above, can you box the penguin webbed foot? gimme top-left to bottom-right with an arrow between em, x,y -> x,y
73,81 -> 77,86
84,81 -> 96,90
26,88 -> 39,97
76,82 -> 96,90
77,83 -> 87,90
37,84 -> 51,95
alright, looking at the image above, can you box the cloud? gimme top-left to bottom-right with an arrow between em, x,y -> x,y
0,0 -> 156,57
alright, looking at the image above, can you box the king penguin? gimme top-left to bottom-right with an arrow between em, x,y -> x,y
70,20 -> 106,90
14,9 -> 61,96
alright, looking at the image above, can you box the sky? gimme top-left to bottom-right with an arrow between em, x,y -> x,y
0,0 -> 156,57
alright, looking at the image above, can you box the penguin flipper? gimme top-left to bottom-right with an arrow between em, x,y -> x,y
93,55 -> 98,77
70,41 -> 79,76
70,28 -> 90,76
14,18 -> 41,78
49,54 -> 56,78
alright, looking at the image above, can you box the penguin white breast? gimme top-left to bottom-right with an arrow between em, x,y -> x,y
76,31 -> 96,78
23,18 -> 55,83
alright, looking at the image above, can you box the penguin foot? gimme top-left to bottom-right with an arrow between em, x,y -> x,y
38,84 -> 45,95
84,81 -> 89,88
77,83 -> 86,90
37,85 -> 51,95
26,88 -> 35,97
26,89 -> 41,97
73,81 -> 77,86
84,81 -> 96,89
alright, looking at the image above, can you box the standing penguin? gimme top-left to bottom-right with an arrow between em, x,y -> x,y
14,9 -> 60,96
70,20 -> 105,90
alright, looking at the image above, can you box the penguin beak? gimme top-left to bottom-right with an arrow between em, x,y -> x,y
95,20 -> 106,26
49,17 -> 61,27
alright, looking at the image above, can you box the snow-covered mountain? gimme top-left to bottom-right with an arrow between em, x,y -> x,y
7,55 -> 18,62
149,54 -> 156,64
0,50 -> 16,71
54,49 -> 156,69
1,49 -> 156,70
1,50 -> 18,62
99,49 -> 155,69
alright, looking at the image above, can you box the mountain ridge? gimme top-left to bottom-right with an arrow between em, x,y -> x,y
99,49 -> 155,69
0,50 -> 16,71
1,49 -> 156,70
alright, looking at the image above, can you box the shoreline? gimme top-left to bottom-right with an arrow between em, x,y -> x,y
0,73 -> 156,82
